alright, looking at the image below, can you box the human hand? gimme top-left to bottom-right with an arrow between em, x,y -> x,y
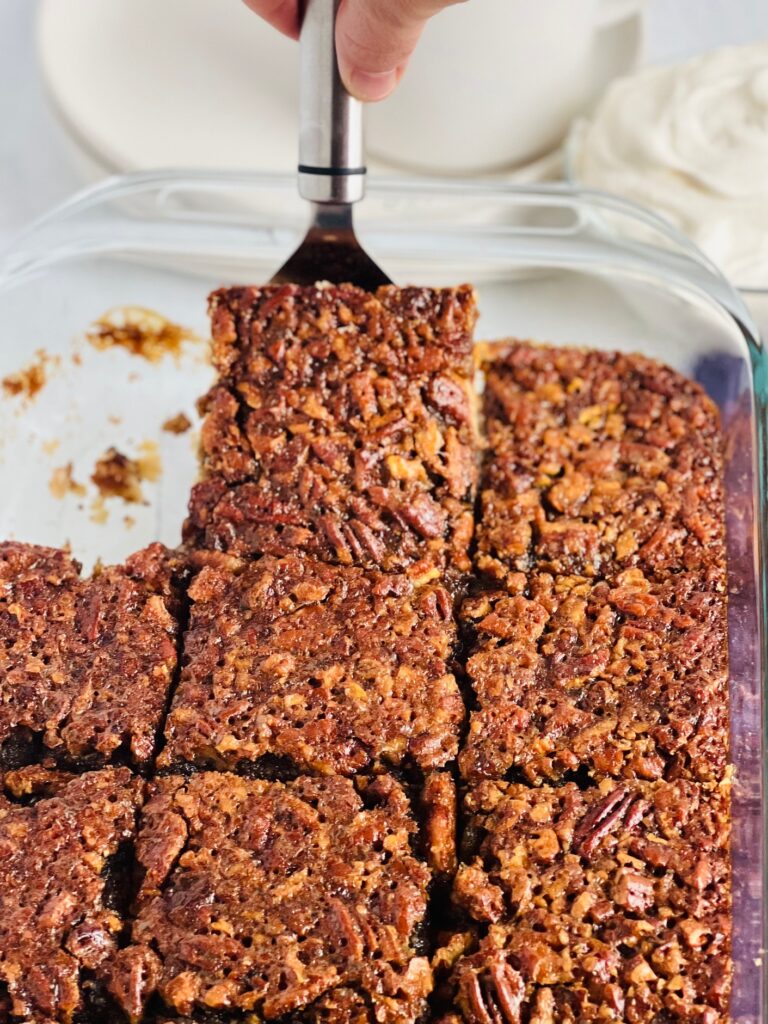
243,0 -> 463,102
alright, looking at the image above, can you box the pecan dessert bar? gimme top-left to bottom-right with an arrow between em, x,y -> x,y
440,777 -> 731,1023
0,543 -> 184,770
160,554 -> 464,778
109,772 -> 444,1023
0,768 -> 143,1023
477,343 -> 726,583
185,283 -> 478,576
459,566 -> 728,786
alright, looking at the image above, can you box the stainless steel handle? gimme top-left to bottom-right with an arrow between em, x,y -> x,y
298,0 -> 366,204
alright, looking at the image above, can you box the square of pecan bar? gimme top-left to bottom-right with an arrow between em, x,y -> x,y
459,567 -> 729,787
185,283 -> 478,577
109,772 -> 452,1023
160,553 -> 464,780
0,543 -> 184,771
440,776 -> 731,1024
0,768 -> 143,1023
476,343 -> 726,583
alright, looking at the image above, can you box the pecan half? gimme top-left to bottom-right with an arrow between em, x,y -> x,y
572,787 -> 648,859
422,772 -> 458,878
489,959 -> 525,1024
108,945 -> 162,1022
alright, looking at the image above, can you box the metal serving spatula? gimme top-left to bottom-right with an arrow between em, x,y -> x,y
271,0 -> 391,289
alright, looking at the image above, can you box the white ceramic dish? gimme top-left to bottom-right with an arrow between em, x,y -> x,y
367,0 -> 644,173
37,0 -> 640,180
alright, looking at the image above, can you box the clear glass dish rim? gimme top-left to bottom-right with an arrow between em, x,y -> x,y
0,170 -> 761,340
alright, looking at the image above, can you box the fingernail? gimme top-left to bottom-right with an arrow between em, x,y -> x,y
345,67 -> 399,102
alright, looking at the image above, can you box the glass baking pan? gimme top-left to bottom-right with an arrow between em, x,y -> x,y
0,172 -> 764,1019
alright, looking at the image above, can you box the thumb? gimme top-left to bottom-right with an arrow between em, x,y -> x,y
336,0 -> 463,102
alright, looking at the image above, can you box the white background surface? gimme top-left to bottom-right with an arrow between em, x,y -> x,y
1,0 -> 767,249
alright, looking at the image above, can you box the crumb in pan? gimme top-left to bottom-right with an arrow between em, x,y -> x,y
91,441 -> 161,504
2,349 -> 57,401
49,462 -> 87,500
162,411 -> 192,434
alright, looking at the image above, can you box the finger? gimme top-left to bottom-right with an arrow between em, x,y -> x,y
336,0 -> 463,101
241,0 -> 300,38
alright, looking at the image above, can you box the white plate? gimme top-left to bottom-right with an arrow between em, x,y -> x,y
38,0 -> 298,175
36,0 -> 644,184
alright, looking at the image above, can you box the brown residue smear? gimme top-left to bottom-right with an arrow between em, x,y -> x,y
90,495 -> 109,525
137,440 -> 162,482
49,463 -> 87,500
91,442 -> 162,505
123,515 -> 136,529
86,306 -> 198,362
42,438 -> 60,456
2,350 -> 56,400
162,412 -> 192,435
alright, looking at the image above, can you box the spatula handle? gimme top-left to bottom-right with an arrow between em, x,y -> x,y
298,0 -> 366,204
